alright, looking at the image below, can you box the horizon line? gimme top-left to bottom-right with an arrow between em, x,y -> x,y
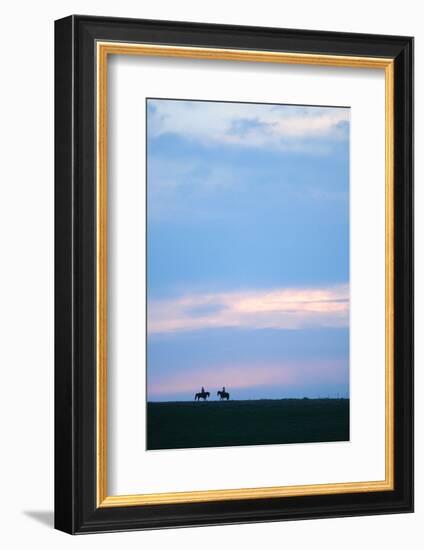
147,396 -> 350,403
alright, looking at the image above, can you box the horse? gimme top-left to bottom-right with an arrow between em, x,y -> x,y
217,390 -> 230,400
195,391 -> 210,401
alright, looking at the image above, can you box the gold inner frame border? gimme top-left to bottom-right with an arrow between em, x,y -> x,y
96,42 -> 394,508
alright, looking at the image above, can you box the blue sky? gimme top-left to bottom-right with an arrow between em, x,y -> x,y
146,99 -> 350,401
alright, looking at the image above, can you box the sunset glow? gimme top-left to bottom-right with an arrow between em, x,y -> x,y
148,284 -> 349,334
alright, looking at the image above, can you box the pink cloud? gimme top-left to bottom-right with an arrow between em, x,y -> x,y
148,284 -> 349,334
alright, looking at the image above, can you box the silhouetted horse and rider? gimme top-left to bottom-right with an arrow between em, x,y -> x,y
217,386 -> 230,400
194,386 -> 230,400
195,386 -> 210,401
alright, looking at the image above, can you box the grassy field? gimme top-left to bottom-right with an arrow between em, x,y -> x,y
147,399 -> 349,450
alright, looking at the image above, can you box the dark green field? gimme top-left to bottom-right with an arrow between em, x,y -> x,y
147,399 -> 349,450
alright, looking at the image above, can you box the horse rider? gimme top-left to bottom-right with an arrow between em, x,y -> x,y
201,386 -> 205,394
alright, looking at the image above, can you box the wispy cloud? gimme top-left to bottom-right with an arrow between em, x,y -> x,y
148,359 -> 347,397
148,284 -> 349,334
148,100 -> 349,151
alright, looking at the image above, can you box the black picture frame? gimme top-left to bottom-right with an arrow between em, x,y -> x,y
55,14 -> 413,534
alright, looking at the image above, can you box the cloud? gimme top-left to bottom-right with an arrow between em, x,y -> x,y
148,284 -> 349,334
148,358 -> 347,397
147,99 -> 349,151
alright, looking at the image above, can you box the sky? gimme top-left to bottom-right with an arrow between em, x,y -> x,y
146,99 -> 350,401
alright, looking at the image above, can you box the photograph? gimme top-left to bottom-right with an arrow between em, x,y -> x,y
146,98 -> 351,451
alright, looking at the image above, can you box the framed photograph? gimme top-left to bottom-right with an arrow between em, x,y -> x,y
55,15 -> 413,534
